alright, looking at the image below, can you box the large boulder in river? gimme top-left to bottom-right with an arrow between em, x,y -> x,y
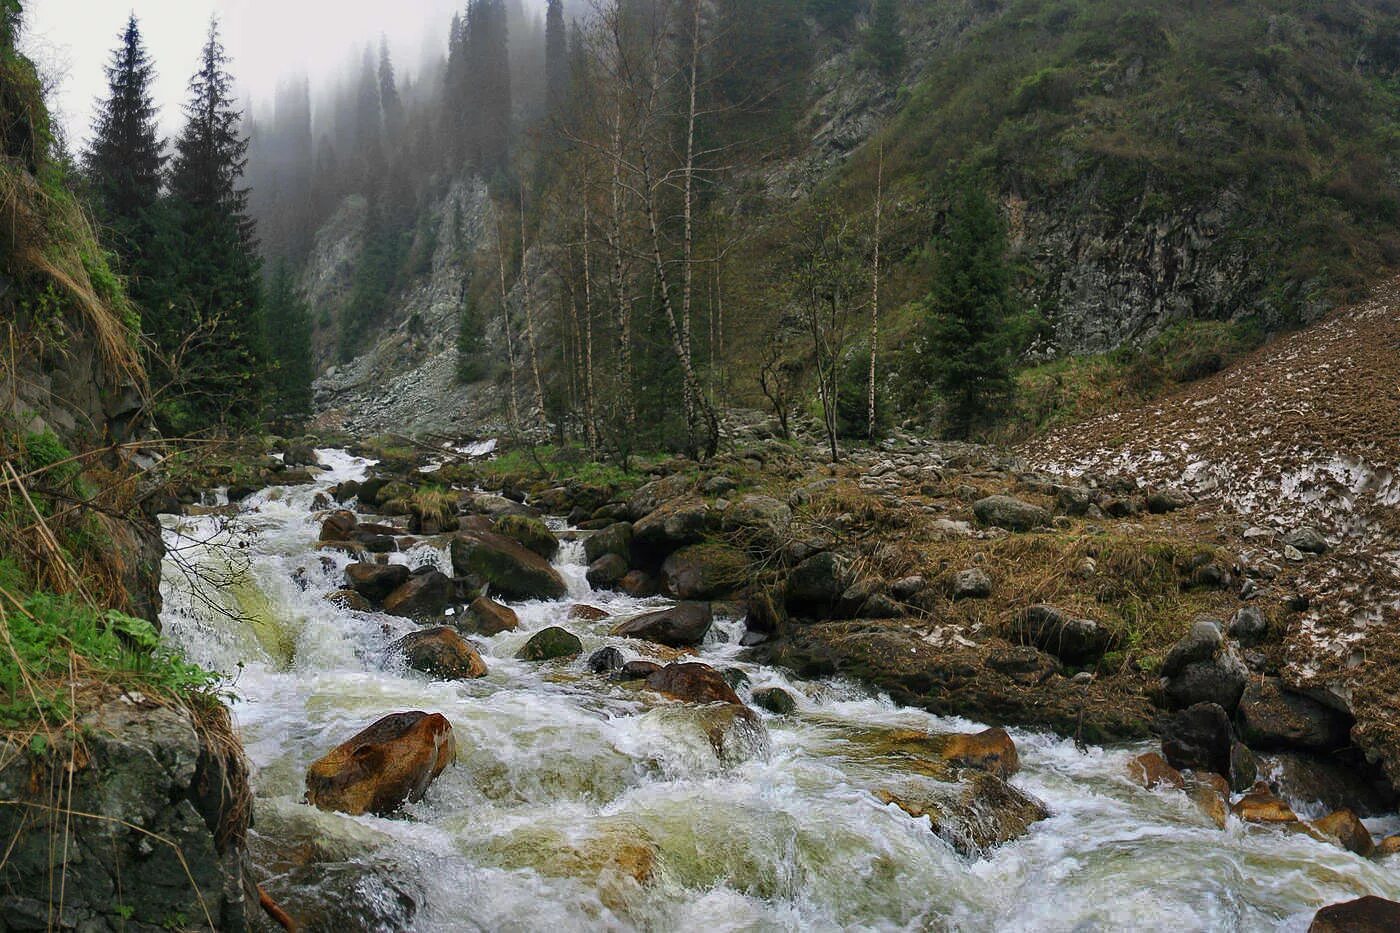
1236,678 -> 1352,752
661,544 -> 748,600
626,473 -> 694,520
931,727 -> 1021,780
1008,605 -> 1116,666
1161,702 -> 1234,775
344,562 -> 410,603
587,553 -> 630,589
460,596 -> 519,636
494,514 -> 560,560
645,662 -> 743,705
451,531 -> 567,601
320,510 -> 358,542
388,627 -> 487,680
382,569 -> 455,620
515,626 -> 583,661
305,711 -> 456,816
584,522 -> 633,564
1160,620 -> 1247,712
721,494 -> 792,544
611,602 -> 713,648
973,495 -> 1050,532
1309,897 -> 1400,933
785,551 -> 849,618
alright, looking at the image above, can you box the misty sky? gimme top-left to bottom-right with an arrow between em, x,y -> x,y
21,0 -> 542,149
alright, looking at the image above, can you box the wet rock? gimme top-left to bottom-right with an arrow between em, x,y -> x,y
584,521 -> 633,563
450,531 -> 568,601
695,704 -> 770,764
785,551 -> 849,617
320,510 -> 358,542
950,568 -> 993,600
515,627 -> 583,662
587,553 -> 630,589
1227,606 -> 1268,646
1161,702 -> 1234,775
1009,605 -> 1117,666
1236,678 -> 1352,752
1309,809 -> 1374,856
494,514 -> 560,560
743,589 -> 787,641
283,443 -> 322,468
626,473 -> 694,520
588,646 -> 625,674
461,596 -> 519,636
721,668 -> 751,690
662,544 -> 748,600
1283,526 -> 1329,555
345,562 -> 411,603
326,589 -> 372,611
1161,621 -> 1247,712
1230,781 -> 1298,823
618,570 -> 658,597
1185,780 -> 1229,829
631,496 -> 713,560
304,711 -> 456,816
1127,751 -> 1185,790
617,660 -> 662,680
645,662 -> 743,705
1229,741 -> 1258,792
388,627 -> 487,680
611,602 -> 713,648
1261,751 -> 1398,817
569,604 -> 609,622
1308,897 -> 1400,932
752,686 -> 797,715
933,727 -> 1021,779
1376,835 -> 1400,858
877,771 -> 1049,856
382,570 -> 455,620
464,492 -> 538,520
973,495 -> 1050,531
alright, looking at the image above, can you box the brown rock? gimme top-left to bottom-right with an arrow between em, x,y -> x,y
1230,782 -> 1298,824
1127,752 -> 1185,790
569,604 -> 609,622
1184,770 -> 1232,798
1309,809 -> 1375,856
877,771 -> 1049,855
611,602 -> 713,648
618,571 -> 657,597
932,727 -> 1021,779
1185,781 -> 1229,829
644,662 -> 743,705
320,510 -> 358,542
1309,897 -> 1400,932
462,596 -> 519,635
345,562 -> 411,603
618,660 -> 662,680
388,627 -> 487,680
382,570 -> 454,620
305,711 -> 456,816
325,589 -> 371,611
1375,835 -> 1400,858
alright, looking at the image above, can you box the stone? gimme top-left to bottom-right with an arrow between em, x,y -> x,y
1283,526 -> 1329,555
618,570 -> 657,597
461,596 -> 519,636
721,494 -> 793,543
320,510 -> 358,542
1309,809 -> 1374,856
611,602 -> 713,648
587,646 -> 625,674
877,771 -> 1049,856
1161,623 -> 1248,712
344,562 -> 410,603
283,443 -> 322,468
325,589 -> 371,611
617,660 -> 662,680
785,551 -> 848,617
1262,752 -> 1398,818
1229,741 -> 1258,792
1146,488 -> 1193,514
1227,606 -> 1268,646
450,532 -> 568,601
645,662 -> 743,705
1230,782 -> 1298,823
744,589 -> 787,638
305,711 -> 456,816
1161,702 -> 1234,775
1009,604 -> 1117,665
568,604 -> 609,622
1161,619 -> 1223,678
388,627 -> 487,680
890,575 -> 926,601
1055,485 -> 1094,516
382,570 -> 455,620
632,496 -> 713,559
973,495 -> 1050,531
515,627 -> 583,661
584,522 -> 633,564
1185,780 -> 1229,829
1309,897 -> 1400,933
721,668 -> 751,691
950,568 -> 993,600
1236,678 -> 1352,752
752,686 -> 797,715
934,727 -> 1021,779
1376,835 -> 1400,858
1127,751 -> 1185,790
586,553 -> 630,589
626,473 -> 694,520
661,544 -> 748,600
493,514 -> 560,560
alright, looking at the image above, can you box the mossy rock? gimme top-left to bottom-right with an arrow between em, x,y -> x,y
494,514 -> 560,560
515,626 -> 583,662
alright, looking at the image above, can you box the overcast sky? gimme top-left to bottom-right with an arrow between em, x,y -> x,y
20,0 -> 495,149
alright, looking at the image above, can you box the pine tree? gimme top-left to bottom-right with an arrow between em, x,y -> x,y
464,0 -> 512,175
378,38 -> 404,143
354,46 -> 383,180
919,180 -> 1015,439
544,0 -> 568,121
864,0 -> 906,80
162,17 -> 266,433
83,15 -> 165,271
262,260 -> 314,417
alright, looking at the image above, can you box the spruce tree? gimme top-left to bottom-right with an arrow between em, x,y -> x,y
919,179 -> 1015,439
163,18 -> 266,432
864,0 -> 906,80
262,260 -> 314,417
83,15 -> 165,280
544,0 -> 567,121
378,38 -> 404,143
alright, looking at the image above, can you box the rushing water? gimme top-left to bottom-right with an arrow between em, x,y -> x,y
158,450 -> 1400,932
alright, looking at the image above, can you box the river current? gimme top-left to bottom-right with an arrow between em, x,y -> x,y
157,449 -> 1400,932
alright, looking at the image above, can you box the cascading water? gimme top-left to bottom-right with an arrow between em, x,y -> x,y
159,450 -> 1400,932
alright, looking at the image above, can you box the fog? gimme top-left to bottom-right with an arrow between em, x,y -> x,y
21,0 -> 551,148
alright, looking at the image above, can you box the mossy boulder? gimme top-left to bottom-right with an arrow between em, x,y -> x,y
515,626 -> 583,661
661,543 -> 748,600
494,514 -> 560,560
450,532 -> 567,601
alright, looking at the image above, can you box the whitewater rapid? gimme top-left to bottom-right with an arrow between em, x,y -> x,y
157,450 -> 1400,932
